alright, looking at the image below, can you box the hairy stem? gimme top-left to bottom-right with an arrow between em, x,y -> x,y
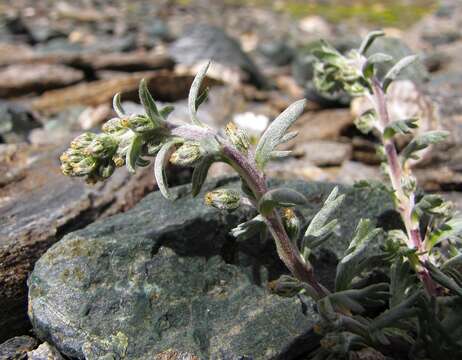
371,78 -> 436,296
222,143 -> 328,299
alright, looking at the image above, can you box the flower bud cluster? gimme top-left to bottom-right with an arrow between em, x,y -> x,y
314,46 -> 368,97
60,132 -> 120,184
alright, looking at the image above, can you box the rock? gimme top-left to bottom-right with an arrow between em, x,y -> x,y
0,143 -> 156,342
169,24 -> 268,88
78,104 -> 114,130
0,101 -> 41,144
259,41 -> 294,66
298,16 -> 333,38
154,349 -> 199,360
0,64 -> 84,98
83,50 -> 174,72
0,336 -> 38,360
27,342 -> 63,360
291,109 -> 353,142
293,140 -> 352,167
365,37 -> 429,85
29,179 -> 396,359
30,70 -> 214,115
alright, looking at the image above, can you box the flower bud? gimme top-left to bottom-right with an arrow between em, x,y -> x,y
225,122 -> 250,154
85,134 -> 118,159
98,162 -> 115,179
113,155 -> 125,168
204,189 -> 241,211
70,132 -> 96,151
72,157 -> 97,176
268,275 -> 302,297
170,142 -> 204,167
102,117 -> 125,134
282,208 -> 301,242
121,115 -> 154,133
401,175 -> 417,196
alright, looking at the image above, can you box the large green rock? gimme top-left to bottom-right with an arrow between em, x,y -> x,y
28,178 -> 396,359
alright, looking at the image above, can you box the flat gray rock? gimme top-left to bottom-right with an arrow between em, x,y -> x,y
28,178 -> 396,359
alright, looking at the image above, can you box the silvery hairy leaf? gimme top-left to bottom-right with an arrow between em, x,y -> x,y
112,93 -> 125,117
139,79 -> 162,127
383,118 -> 418,140
426,261 -> 462,297
389,256 -> 415,308
354,109 -> 377,135
154,139 -> 182,200
303,187 -> 345,250
359,30 -> 385,54
191,155 -> 215,197
428,217 -> 462,250
412,194 -> 447,218
369,290 -> 421,333
401,130 -> 449,163
327,283 -> 389,314
442,253 -> 462,272
257,187 -> 307,216
230,215 -> 266,241
189,61 -> 210,126
270,150 -> 292,159
159,105 -> 174,120
126,135 -> 143,173
382,55 -> 419,91
255,99 -> 305,169
335,219 -> 382,291
362,53 -> 393,79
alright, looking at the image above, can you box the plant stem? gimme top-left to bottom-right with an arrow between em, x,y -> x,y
222,142 -> 328,300
168,122 -> 328,299
371,78 -> 436,296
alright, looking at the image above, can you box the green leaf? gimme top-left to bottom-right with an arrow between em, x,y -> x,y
191,155 -> 214,197
139,79 -> 162,126
258,188 -> 307,216
255,99 -> 305,169
195,87 -> 209,110
401,130 -> 449,163
304,187 -> 345,239
369,290 -> 421,332
426,261 -> 462,297
335,219 -> 382,291
328,283 -> 389,314
189,61 -> 210,126
412,194 -> 446,218
428,217 -> 462,251
154,140 -> 182,200
362,53 -> 393,79
382,55 -> 419,91
230,215 -> 266,241
389,256 -> 415,308
359,30 -> 385,54
354,109 -> 377,135
383,118 -> 418,140
112,93 -> 125,117
159,105 -> 174,120
126,135 -> 143,173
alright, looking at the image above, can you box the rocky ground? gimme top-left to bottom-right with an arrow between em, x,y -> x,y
0,0 -> 461,358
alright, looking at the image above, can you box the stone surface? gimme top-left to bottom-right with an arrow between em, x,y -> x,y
30,70 -> 218,115
27,342 -> 63,360
169,24 -> 268,88
0,336 -> 38,360
0,64 -> 84,98
29,178 -> 396,359
0,101 -> 41,143
292,140 -> 352,167
0,143 -> 156,342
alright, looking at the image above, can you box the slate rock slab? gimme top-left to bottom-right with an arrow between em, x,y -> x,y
0,143 -> 155,342
0,336 -> 38,360
28,179 -> 396,359
169,24 -> 268,88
